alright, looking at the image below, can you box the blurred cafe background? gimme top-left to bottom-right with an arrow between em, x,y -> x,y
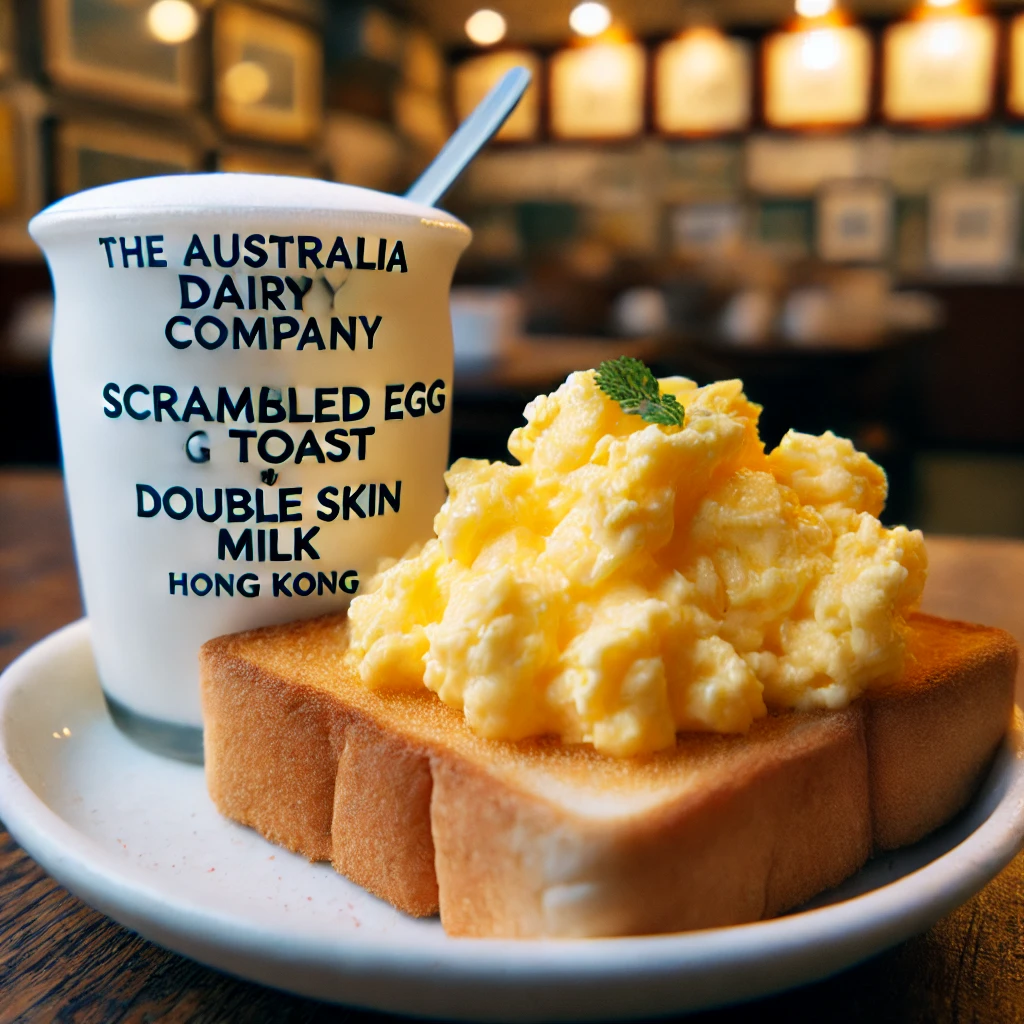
1,0 -> 1024,535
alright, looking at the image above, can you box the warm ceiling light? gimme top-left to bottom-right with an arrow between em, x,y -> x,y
801,27 -> 841,69
795,0 -> 835,16
925,0 -> 959,6
146,0 -> 199,44
223,61 -> 270,105
465,9 -> 507,46
925,19 -> 964,56
570,2 -> 612,38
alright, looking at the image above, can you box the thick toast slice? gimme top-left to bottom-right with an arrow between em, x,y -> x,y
200,613 -> 1017,938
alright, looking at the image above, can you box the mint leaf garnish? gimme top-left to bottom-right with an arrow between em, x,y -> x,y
594,356 -> 685,427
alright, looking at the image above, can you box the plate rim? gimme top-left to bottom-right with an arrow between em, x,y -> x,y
1,619 -> 1023,1019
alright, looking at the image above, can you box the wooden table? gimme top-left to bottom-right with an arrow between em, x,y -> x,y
1,469 -> 1022,1023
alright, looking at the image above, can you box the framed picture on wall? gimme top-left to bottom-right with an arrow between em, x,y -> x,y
817,180 -> 893,263
55,121 -> 201,197
883,16 -> 997,125
42,0 -> 200,110
655,30 -> 751,137
763,25 -> 872,129
671,202 -> 745,258
549,41 -> 646,141
455,51 -> 541,142
928,179 -> 1019,276
214,2 -> 323,144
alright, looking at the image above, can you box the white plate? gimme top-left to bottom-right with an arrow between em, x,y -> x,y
1,620 -> 1023,1022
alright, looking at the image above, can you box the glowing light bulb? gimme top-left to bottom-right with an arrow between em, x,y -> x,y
801,28 -> 840,70
925,0 -> 959,7
925,20 -> 963,57
223,61 -> 270,104
570,2 -> 612,38
795,0 -> 835,17
465,9 -> 507,46
146,0 -> 199,44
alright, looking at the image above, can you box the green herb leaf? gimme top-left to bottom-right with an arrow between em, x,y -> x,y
594,356 -> 685,427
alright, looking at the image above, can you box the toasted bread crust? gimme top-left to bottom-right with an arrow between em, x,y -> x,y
333,715 -> 438,916
203,655 -> 342,862
199,612 -> 1017,938
429,710 -> 870,937
866,614 -> 1018,850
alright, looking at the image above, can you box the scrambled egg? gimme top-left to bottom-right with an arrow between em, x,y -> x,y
348,372 -> 927,757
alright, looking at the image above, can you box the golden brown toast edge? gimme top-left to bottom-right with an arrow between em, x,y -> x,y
199,611 -> 1017,937
202,624 -> 441,916
427,708 -> 869,937
867,613 -> 1018,850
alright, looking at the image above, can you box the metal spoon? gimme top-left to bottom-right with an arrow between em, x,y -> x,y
404,66 -> 532,208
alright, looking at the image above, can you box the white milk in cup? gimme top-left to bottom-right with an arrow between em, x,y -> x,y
30,174 -> 472,762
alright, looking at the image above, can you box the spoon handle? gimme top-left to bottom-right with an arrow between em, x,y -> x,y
405,66 -> 532,208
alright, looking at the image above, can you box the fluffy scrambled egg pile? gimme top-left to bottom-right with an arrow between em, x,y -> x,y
348,372 -> 927,757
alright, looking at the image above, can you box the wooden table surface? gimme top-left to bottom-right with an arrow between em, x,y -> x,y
1,468 -> 1023,1024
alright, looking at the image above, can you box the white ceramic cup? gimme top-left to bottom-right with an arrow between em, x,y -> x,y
30,174 -> 472,761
